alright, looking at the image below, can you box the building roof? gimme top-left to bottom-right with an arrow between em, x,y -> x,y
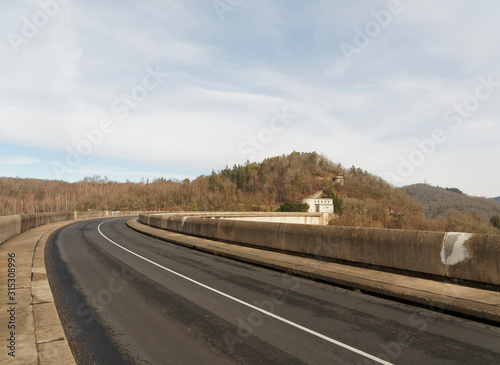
304,190 -> 324,199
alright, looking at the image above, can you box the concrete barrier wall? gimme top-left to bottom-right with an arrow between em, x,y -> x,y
0,215 -> 22,245
74,211 -> 108,219
0,211 -> 140,246
19,213 -> 73,232
146,212 -> 330,225
0,213 -> 74,246
140,213 -> 500,287
221,215 -> 328,225
73,211 -> 140,219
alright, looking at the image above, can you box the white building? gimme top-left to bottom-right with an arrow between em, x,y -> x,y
301,190 -> 334,213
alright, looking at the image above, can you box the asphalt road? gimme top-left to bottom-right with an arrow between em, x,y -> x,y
46,217 -> 500,365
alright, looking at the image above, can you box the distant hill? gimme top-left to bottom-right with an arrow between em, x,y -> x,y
493,197 -> 500,202
401,184 -> 500,221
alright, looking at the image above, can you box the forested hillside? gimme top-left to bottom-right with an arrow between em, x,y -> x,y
1,152 -> 498,233
402,184 -> 500,221
402,183 -> 500,233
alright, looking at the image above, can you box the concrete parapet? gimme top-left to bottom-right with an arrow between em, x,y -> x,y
0,215 -> 22,245
443,233 -> 500,286
143,211 -> 331,225
73,211 -> 107,219
140,213 -> 500,288
1,211 -> 141,246
19,213 -> 73,232
73,210 -> 140,219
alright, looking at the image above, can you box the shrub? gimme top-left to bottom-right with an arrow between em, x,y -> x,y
278,202 -> 310,212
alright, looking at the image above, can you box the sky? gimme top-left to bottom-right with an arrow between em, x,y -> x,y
0,0 -> 499,198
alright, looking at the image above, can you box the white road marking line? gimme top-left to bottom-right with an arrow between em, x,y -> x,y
98,220 -> 394,365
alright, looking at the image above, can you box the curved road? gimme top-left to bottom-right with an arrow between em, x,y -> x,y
46,218 -> 500,364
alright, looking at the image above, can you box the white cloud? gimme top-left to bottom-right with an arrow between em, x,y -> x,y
0,156 -> 39,165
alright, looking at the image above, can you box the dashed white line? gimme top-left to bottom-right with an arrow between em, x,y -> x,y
98,220 -> 394,365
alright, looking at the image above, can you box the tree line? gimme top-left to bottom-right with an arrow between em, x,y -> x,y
1,152 -> 498,233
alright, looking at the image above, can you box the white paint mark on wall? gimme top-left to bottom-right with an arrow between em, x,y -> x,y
441,232 -> 472,265
181,216 -> 189,228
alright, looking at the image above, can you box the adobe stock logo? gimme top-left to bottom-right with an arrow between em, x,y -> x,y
213,0 -> 244,21
385,74 -> 499,184
52,66 -> 169,179
237,106 -> 296,161
7,0 -> 70,54
340,0 -> 410,63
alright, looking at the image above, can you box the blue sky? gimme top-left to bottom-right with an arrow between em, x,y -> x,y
1,0 -> 499,197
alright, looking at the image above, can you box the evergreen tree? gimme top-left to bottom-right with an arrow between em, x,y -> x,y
491,215 -> 500,229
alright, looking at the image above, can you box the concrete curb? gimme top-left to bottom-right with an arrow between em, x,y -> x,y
127,219 -> 500,324
32,221 -> 78,365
